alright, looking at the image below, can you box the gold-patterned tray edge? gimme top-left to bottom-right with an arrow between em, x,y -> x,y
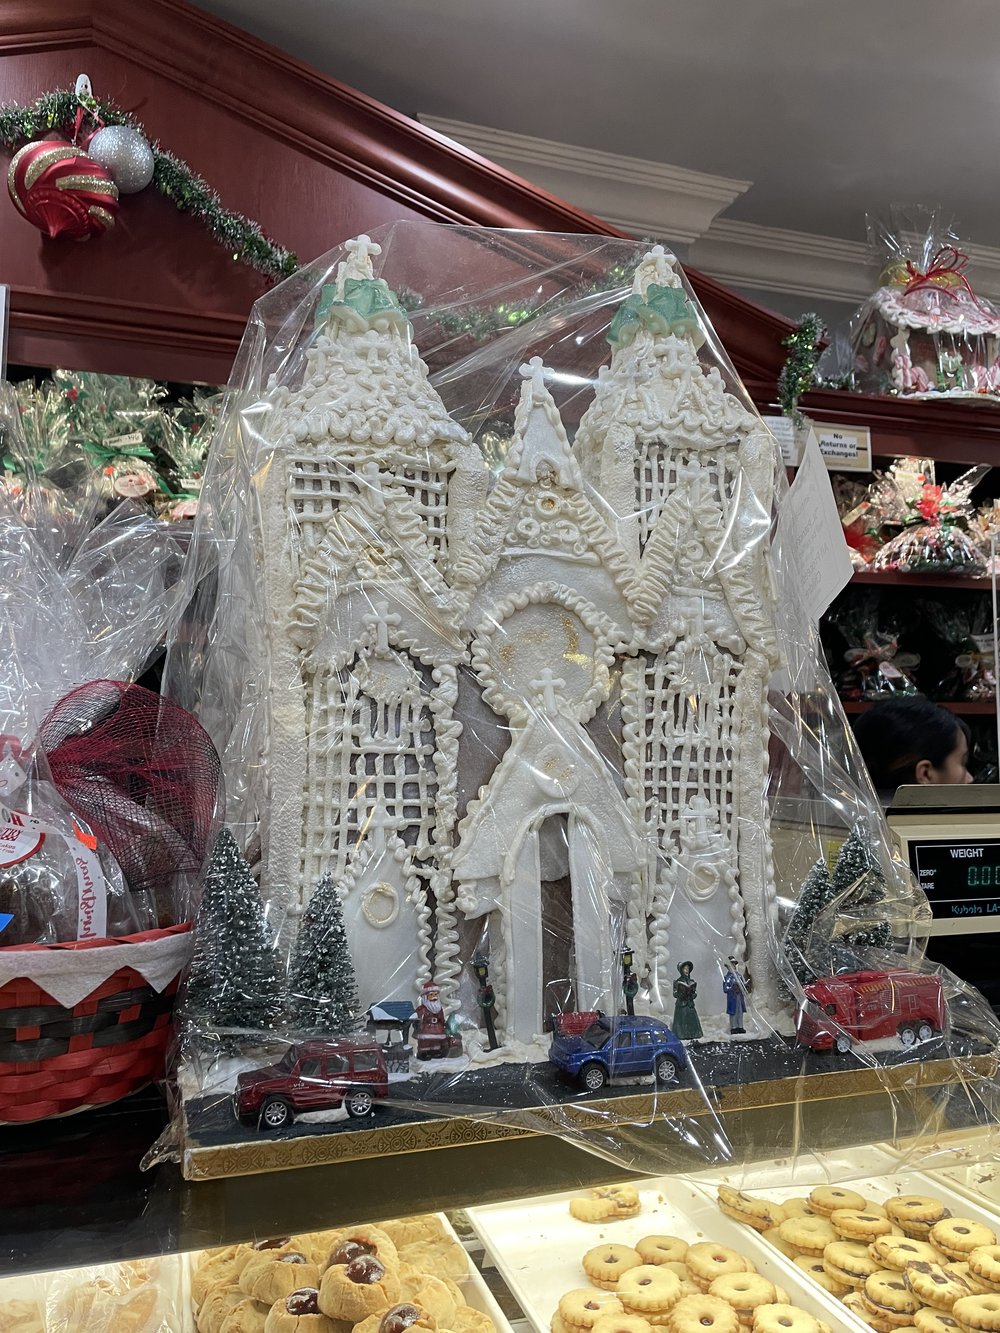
181,1054 -> 997,1181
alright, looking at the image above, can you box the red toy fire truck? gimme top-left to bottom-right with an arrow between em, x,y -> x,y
795,969 -> 946,1053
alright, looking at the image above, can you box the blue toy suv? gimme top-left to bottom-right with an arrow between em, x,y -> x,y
548,1013 -> 688,1091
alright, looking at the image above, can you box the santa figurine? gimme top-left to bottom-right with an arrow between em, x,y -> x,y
415,979 -> 460,1059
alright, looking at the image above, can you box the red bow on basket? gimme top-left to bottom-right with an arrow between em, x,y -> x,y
903,246 -> 992,314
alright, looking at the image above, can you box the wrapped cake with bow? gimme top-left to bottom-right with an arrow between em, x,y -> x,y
827,205 -> 1000,400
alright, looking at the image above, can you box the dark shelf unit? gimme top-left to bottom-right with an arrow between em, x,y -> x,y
841,700 -> 997,716
783,389 -> 1000,761
852,570 -> 994,591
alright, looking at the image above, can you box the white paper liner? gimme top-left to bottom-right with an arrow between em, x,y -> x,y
0,928 -> 191,1007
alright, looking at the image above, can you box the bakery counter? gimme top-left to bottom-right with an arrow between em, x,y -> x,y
0,1064 -> 995,1281
4,1130 -> 1000,1332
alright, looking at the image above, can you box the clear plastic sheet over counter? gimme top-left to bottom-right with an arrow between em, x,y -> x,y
164,224 -> 1000,1180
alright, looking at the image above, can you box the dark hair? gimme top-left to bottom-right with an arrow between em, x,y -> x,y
852,698 -> 970,792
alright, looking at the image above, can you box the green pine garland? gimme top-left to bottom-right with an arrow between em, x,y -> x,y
777,312 -> 824,423
0,89 -> 298,281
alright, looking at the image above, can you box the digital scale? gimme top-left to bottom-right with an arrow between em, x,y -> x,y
888,784 -> 1000,1010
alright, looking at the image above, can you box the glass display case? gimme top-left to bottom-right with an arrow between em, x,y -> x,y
3,1087 -> 1000,1332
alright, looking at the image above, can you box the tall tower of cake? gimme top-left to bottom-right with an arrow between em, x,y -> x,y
259,237 -> 485,1008
574,245 -> 783,1016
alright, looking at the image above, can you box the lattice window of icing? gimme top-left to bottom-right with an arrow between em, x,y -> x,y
288,456 -> 357,546
638,647 -> 741,854
634,446 -> 731,553
397,464 -> 450,559
298,650 -> 439,889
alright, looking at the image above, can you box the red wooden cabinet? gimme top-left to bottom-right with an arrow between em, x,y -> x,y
1,0 -> 792,387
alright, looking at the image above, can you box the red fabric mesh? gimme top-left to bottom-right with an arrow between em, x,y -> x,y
38,681 -> 221,910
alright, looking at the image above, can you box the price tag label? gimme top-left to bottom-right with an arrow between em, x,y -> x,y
814,422 -> 872,472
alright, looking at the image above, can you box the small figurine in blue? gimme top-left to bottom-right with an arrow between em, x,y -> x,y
723,955 -> 751,1035
672,961 -> 703,1040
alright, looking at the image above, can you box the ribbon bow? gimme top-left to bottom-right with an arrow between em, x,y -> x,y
901,245 -> 991,313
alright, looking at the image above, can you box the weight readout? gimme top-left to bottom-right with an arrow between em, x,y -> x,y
910,837 -> 1000,916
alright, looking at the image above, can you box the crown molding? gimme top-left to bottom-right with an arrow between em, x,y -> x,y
418,115 -> 751,245
691,218 -> 1000,306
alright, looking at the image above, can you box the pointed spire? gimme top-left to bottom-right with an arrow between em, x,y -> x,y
507,356 -> 582,489
631,243 -> 681,296
338,234 -> 382,295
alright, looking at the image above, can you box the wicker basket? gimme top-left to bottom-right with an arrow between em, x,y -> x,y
0,923 -> 191,1123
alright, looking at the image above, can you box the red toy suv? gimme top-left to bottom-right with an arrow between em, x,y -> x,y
233,1039 -> 389,1131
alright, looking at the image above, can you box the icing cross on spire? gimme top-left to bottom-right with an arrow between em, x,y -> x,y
530,667 -> 566,716
363,600 -> 402,655
632,242 -> 681,296
337,233 -> 382,295
519,355 -> 548,402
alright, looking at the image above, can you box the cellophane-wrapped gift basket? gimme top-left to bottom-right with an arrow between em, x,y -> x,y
152,222 -> 1000,1180
0,398 -> 222,1122
823,204 -> 1000,400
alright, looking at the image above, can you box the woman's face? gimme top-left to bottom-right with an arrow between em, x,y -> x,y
918,730 -> 973,786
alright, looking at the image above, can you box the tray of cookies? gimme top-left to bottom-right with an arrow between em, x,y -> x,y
0,1212 -> 510,1333
466,1181 -> 855,1333
693,1169 -> 1000,1331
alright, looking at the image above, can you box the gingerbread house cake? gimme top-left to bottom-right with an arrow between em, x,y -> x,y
245,232 -> 786,1049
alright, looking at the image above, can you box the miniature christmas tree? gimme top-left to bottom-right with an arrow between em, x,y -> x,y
287,872 -> 363,1035
832,824 -> 893,956
785,856 -> 837,983
184,828 -> 284,1042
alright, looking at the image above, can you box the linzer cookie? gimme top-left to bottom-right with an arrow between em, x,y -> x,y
578,1245 -> 639,1291
968,1245 -> 1000,1291
823,1239 -> 880,1289
615,1264 -> 681,1314
929,1219 -> 997,1261
807,1186 -> 867,1218
684,1243 -> 754,1291
665,1294 -> 738,1333
871,1237 -> 941,1272
904,1260 -> 970,1311
829,1209 -> 893,1242
634,1236 -> 688,1267
885,1197 -> 951,1239
776,1216 -> 838,1256
951,1291 -> 1000,1330
750,1306 -> 824,1333
706,1272 -> 779,1322
792,1254 -> 848,1297
717,1186 -> 786,1232
558,1289 -> 624,1329
862,1269 -> 921,1326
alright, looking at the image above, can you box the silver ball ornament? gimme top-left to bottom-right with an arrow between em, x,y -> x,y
87,125 -> 155,194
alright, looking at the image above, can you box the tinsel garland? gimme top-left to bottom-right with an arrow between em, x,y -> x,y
0,90 -> 297,280
777,313 -> 824,422
403,262 -> 635,341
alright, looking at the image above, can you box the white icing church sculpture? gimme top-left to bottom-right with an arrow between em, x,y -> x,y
258,234 -> 782,1045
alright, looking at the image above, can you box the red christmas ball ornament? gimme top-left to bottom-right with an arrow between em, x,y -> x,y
7,138 -> 119,240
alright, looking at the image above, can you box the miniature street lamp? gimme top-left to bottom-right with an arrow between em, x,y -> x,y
471,954 -> 499,1050
621,945 -> 638,1016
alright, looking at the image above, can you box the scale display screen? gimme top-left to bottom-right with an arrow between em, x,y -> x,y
907,837 -> 1000,918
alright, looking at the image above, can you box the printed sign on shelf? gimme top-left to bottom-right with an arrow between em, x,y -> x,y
813,421 -> 872,472
761,415 -> 801,467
